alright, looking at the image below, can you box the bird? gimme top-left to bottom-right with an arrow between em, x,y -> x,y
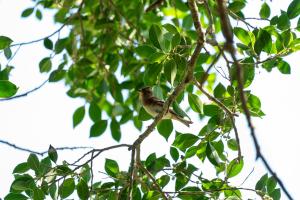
138,86 -> 193,127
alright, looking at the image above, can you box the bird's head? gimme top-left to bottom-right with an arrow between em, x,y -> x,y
138,86 -> 153,97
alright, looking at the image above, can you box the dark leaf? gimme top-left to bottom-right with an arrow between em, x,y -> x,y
157,119 -> 173,140
287,0 -> 300,19
0,36 -> 13,50
90,120 -> 108,137
149,24 -> 162,49
89,102 -> 102,122
105,158 -> 119,178
259,2 -> 271,19
77,178 -> 89,200
188,93 -> 203,113
48,145 -> 58,163
59,178 -> 75,198
110,118 -> 121,142
0,80 -> 18,98
39,57 -> 52,73
172,133 -> 199,152
226,158 -> 244,178
27,153 -> 40,174
21,8 -> 34,18
13,162 -> 30,174
73,106 -> 85,128
43,38 -> 53,50
4,193 -> 28,200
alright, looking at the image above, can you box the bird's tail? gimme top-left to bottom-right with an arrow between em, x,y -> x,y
172,114 -> 193,127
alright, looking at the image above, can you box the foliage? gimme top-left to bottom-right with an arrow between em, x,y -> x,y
1,0 -> 299,199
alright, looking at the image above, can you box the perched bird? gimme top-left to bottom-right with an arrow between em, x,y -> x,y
138,86 -> 193,127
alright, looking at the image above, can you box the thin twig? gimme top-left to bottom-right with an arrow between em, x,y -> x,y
10,24 -> 67,48
137,161 -> 168,200
127,147 -> 136,200
230,116 -> 242,161
130,0 -> 204,150
216,1 -> 294,199
199,51 -> 222,85
0,79 -> 48,101
145,0 -> 165,12
194,80 -> 238,117
0,139 -> 92,156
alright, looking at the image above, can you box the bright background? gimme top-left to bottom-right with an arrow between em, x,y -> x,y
0,0 -> 299,199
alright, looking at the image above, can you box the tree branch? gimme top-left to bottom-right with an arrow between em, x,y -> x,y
215,1 -> 294,199
145,0 -> 165,12
0,79 -> 48,101
0,139 -> 93,156
131,0 -> 204,150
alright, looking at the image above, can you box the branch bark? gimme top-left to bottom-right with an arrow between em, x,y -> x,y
215,1 -> 294,199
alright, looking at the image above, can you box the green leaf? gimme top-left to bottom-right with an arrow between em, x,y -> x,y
259,3 -> 271,19
89,102 -> 101,122
0,80 -> 18,98
149,24 -> 162,49
48,145 -> 58,163
213,83 -> 226,98
157,119 -> 173,140
255,173 -> 268,190
233,27 -> 251,45
33,188 -> 45,200
4,193 -> 28,200
277,60 -> 291,74
90,120 -> 108,137
164,59 -> 177,85
228,1 -> 245,13
270,188 -> 281,200
59,178 -> 75,199
143,63 -> 163,85
27,153 -> 40,173
11,176 -> 34,191
227,139 -> 238,151
13,162 -> 30,174
39,57 -> 52,73
188,93 -> 203,113
73,106 -> 85,128
172,101 -> 190,120
4,47 -> 12,59
226,158 -> 244,178
35,9 -> 42,20
44,38 -> 53,50
54,38 -> 68,54
138,107 -> 152,121
172,133 -> 199,152
153,85 -> 163,99
105,158 -> 119,178
203,104 -> 220,117
21,8 -> 34,17
49,69 -> 66,82
206,142 -> 220,167
135,45 -> 156,58
287,0 -> 300,19
267,176 -> 277,194
163,23 -> 178,34
254,29 -> 272,55
110,118 -> 121,142
277,12 -> 291,30
77,178 -> 89,200
175,173 -> 189,190
172,33 -> 181,48
170,147 -> 179,162
0,36 -> 13,50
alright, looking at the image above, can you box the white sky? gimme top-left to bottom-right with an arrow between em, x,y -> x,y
0,0 -> 299,199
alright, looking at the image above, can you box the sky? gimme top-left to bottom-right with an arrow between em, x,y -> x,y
0,0 -> 299,199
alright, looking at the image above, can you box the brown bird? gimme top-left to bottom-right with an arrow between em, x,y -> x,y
138,86 -> 193,127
